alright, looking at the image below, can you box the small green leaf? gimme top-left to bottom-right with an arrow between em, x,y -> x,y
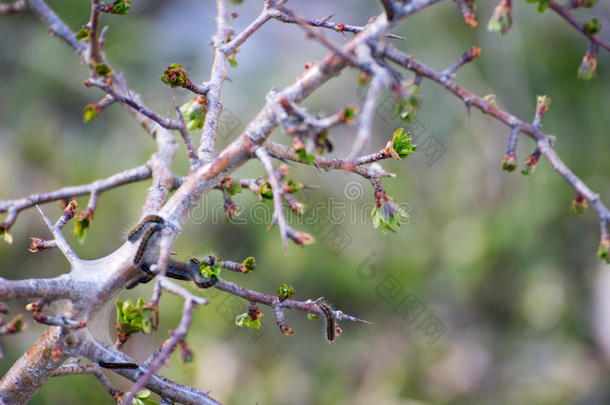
307,313 -> 321,320
295,148 -> 315,165
180,98 -> 207,130
73,216 -> 90,244
598,239 -> 610,264
83,105 -> 98,123
0,229 -> 13,245
235,312 -> 261,329
75,26 -> 91,41
223,178 -> 243,196
112,0 -> 132,15
259,182 -> 274,200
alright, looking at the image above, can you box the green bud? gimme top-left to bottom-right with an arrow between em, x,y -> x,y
277,283 -> 295,301
93,63 -> 111,77
242,256 -> 256,272
570,195 -> 588,217
112,0 -> 132,15
526,0 -> 551,13
161,63 -> 189,87
501,153 -> 517,172
584,17 -> 601,34
578,47 -> 598,81
342,105 -> 358,123
598,238 -> 610,264
83,104 -> 98,123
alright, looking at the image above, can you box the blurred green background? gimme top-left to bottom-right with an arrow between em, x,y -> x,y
1,0 -> 610,404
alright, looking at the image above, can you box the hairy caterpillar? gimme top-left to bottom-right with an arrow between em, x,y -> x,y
132,224 -> 162,265
98,361 -> 139,369
318,302 -> 336,342
186,258 -> 218,289
127,258 -> 218,289
127,214 -> 165,242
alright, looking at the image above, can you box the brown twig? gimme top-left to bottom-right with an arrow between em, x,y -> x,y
549,1 -> 610,52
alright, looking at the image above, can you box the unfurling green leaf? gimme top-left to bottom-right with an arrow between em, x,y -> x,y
259,182 -> 274,200
199,261 -> 222,281
371,198 -> 409,234
75,26 -> 91,41
235,312 -> 261,329
179,97 -> 207,131
0,227 -> 13,245
277,283 -> 295,301
391,128 -> 417,159
73,216 -> 90,244
115,298 -> 157,338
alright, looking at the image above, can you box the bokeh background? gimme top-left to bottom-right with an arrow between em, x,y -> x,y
1,0 -> 610,404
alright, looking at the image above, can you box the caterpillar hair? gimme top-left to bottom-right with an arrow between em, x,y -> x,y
98,361 -> 139,369
318,302 -> 336,342
133,224 -> 162,265
127,215 -> 165,242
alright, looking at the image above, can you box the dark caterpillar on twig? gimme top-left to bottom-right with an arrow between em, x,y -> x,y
132,224 -> 163,265
98,361 -> 139,369
127,214 -> 165,242
318,302 -> 336,342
